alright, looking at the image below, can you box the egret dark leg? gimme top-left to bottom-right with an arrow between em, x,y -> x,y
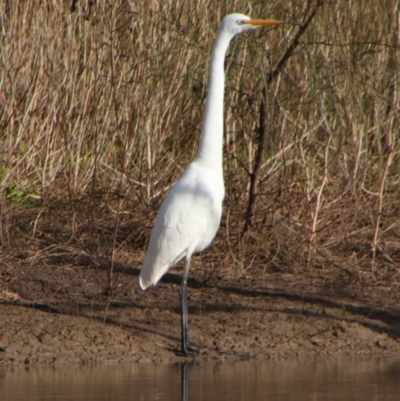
180,257 -> 191,355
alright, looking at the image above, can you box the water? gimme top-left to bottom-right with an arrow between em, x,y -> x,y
1,357 -> 400,401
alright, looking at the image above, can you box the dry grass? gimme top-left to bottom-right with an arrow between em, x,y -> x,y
1,0 -> 400,290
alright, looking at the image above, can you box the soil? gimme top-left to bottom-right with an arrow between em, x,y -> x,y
1,246 -> 400,366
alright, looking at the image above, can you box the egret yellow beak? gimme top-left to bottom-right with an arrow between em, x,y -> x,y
248,19 -> 283,26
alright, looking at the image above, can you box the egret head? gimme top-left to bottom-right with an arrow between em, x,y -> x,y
221,13 -> 282,36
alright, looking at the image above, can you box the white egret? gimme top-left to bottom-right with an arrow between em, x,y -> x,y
139,13 -> 282,355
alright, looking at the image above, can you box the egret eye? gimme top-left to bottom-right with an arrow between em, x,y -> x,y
236,19 -> 246,25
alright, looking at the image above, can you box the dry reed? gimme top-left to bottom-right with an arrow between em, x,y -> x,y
1,0 -> 399,289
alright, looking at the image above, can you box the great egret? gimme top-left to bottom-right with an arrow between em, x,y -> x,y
139,13 -> 282,355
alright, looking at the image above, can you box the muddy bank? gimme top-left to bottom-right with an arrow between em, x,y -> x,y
1,253 -> 399,366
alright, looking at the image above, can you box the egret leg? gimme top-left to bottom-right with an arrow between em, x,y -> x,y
180,257 -> 191,355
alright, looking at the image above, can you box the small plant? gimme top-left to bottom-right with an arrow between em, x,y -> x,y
6,182 -> 29,204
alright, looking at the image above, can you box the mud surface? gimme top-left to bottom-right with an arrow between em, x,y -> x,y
1,249 -> 400,366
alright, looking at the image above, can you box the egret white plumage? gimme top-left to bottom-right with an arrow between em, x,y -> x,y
139,13 -> 282,355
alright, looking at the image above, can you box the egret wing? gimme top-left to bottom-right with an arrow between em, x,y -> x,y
139,164 -> 223,289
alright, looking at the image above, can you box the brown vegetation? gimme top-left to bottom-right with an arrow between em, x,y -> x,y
0,0 -> 400,364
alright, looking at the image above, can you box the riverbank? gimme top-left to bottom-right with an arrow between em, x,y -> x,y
1,250 -> 399,366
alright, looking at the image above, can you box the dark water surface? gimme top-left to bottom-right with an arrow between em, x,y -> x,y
1,356 -> 400,401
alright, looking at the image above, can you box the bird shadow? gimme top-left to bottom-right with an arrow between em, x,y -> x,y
106,262 -> 400,341
117,261 -> 400,341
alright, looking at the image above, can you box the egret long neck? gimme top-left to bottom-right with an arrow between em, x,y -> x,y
195,31 -> 233,172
